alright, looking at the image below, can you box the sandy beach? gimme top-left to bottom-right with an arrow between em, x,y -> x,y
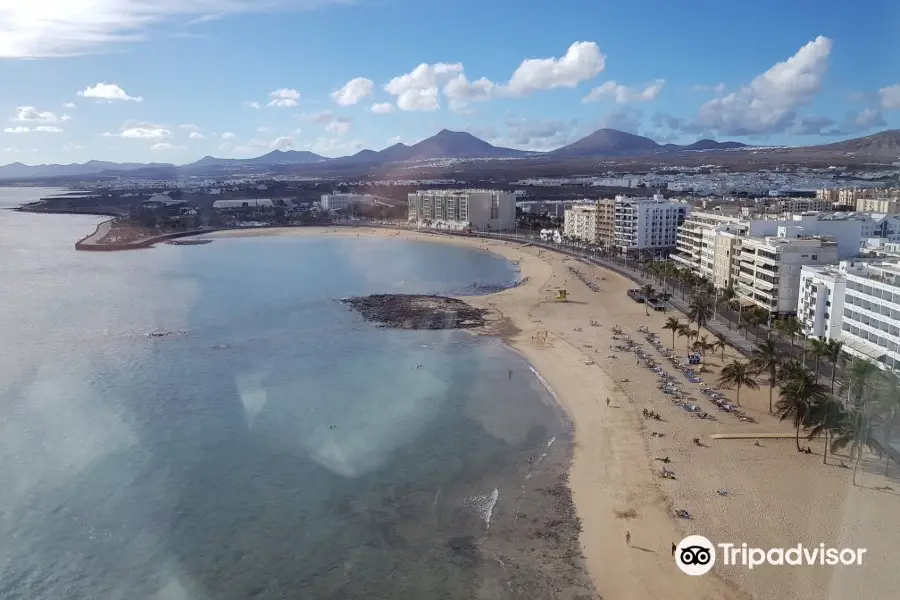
204,226 -> 899,600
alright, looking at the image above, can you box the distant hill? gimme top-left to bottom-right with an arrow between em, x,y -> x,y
185,149 -> 325,169
0,160 -> 174,179
811,129 -> 900,155
678,139 -> 748,151
1,128 -> 897,181
397,129 -> 532,161
547,129 -> 661,158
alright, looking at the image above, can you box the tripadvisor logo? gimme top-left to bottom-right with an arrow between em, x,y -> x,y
676,535 -> 867,575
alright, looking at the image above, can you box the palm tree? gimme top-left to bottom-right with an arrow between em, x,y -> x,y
750,339 -> 780,414
807,338 -> 829,376
713,332 -> 728,361
676,323 -> 692,350
663,316 -> 681,348
687,293 -> 714,331
842,357 -> 880,408
824,339 -> 844,392
717,360 -> 759,407
831,406 -> 879,486
640,283 -> 655,316
873,372 -> 900,475
806,396 -> 847,464
691,335 -> 715,370
777,359 -> 809,386
775,369 -> 829,452
776,317 -> 803,355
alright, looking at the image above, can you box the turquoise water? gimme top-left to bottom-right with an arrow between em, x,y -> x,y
0,190 -> 572,600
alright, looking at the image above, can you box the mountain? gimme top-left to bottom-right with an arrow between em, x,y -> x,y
186,149 -> 324,169
678,139 -> 748,151
398,129 -> 532,161
0,160 -> 174,179
547,129 -> 662,158
811,129 -> 900,155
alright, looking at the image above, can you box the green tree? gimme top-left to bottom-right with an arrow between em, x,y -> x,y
641,283 -> 655,316
713,332 -> 728,361
775,369 -> 829,452
806,396 -> 847,464
807,338 -> 829,377
687,293 -> 714,331
831,406 -> 879,486
873,372 -> 900,476
717,360 -> 760,407
824,339 -> 844,393
776,317 -> 803,355
663,316 -> 681,348
750,339 -> 780,414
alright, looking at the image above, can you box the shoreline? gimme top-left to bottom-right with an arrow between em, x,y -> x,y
101,225 -> 900,599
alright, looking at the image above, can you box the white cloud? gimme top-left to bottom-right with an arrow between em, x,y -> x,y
256,126 -> 275,133
503,41 -> 606,96
583,79 -> 665,104
267,88 -> 300,108
221,131 -> 236,139
0,1 -> 349,58
77,82 -> 143,102
695,36 -> 832,135
4,127 -> 30,133
443,74 -> 495,110
63,102 -> 76,108
306,136 -> 365,156
370,102 -> 395,114
150,142 -> 185,151
382,41 -> 605,111
179,123 -> 201,132
3,147 -> 19,152
35,126 -> 64,133
332,77 -> 374,106
271,136 -> 296,151
879,84 -> 900,110
246,101 -> 262,110
384,62 -> 464,111
11,106 -> 70,124
103,122 -> 171,140
311,110 -> 351,136
499,118 -> 579,151
386,136 -> 401,146
691,83 -> 726,95
189,131 -> 205,139
63,143 -> 84,151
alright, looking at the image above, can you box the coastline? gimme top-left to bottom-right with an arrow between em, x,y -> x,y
130,226 -> 900,599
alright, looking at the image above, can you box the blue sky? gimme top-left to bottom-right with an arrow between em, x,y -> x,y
0,0 -> 898,165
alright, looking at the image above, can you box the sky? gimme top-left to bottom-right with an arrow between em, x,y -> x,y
0,0 -> 898,165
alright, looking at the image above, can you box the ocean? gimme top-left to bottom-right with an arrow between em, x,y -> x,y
0,189 -> 590,600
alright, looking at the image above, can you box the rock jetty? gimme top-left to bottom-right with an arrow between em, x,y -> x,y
341,294 -> 488,330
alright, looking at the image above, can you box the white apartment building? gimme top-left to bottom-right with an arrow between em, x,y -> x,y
407,189 -> 516,231
320,193 -> 376,212
798,264 -> 848,341
563,203 -> 600,243
774,197 -> 834,212
857,197 -> 900,214
736,234 -> 839,315
798,260 -> 900,373
614,194 -> 689,257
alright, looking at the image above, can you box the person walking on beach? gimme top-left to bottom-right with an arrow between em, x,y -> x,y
606,397 -> 611,407
672,542 -> 677,556
508,369 -> 513,379
625,531 -> 631,546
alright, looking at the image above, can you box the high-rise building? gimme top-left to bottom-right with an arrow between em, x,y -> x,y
613,194 -> 689,257
407,189 -> 516,231
736,234 -> 839,315
320,193 -> 375,212
563,203 -> 600,243
798,260 -> 900,373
